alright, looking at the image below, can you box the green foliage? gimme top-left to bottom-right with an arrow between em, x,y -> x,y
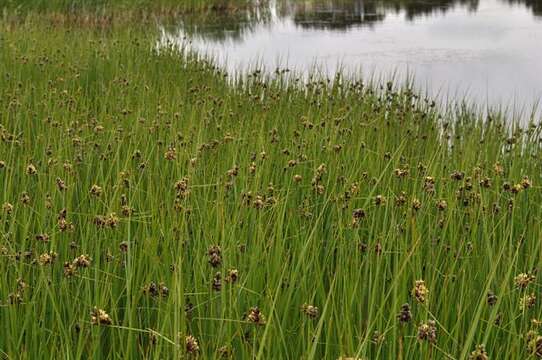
0,13 -> 541,360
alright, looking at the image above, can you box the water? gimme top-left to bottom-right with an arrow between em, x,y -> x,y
161,0 -> 542,119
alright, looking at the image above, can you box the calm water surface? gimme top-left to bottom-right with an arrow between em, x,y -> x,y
161,0 -> 542,118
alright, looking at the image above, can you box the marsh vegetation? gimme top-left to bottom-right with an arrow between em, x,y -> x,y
1,1 -> 542,359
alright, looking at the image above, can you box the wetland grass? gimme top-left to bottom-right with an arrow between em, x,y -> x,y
1,9 -> 542,359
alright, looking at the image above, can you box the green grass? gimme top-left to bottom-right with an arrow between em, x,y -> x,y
1,11 -> 542,360
0,0 -> 255,18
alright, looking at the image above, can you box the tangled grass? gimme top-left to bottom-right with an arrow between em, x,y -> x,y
1,12 -> 542,360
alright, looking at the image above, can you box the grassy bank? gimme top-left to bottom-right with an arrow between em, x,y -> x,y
1,13 -> 542,360
0,0 -> 255,24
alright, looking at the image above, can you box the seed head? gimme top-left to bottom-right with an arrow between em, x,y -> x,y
164,147 -> 176,160
225,269 -> 239,284
2,202 -> 13,214
374,195 -> 386,206
397,303 -> 412,323
412,280 -> 428,304
515,272 -> 536,290
487,291 -> 498,306
73,254 -> 92,268
185,335 -> 199,354
450,171 -> 464,180
208,245 -> 222,268
143,281 -> 169,298
56,177 -> 67,191
417,320 -> 437,343
90,184 -> 103,197
26,163 -> 37,175
528,335 -> 542,357
38,251 -> 57,266
520,293 -> 536,310
436,199 -> 447,211
521,176 -> 532,189
469,344 -> 489,360
301,304 -> 319,319
212,272 -> 222,291
119,241 -> 128,252
90,307 -> 112,325
246,306 -> 266,326
63,262 -> 77,277
35,233 -> 50,243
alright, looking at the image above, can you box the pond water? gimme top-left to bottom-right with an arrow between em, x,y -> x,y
161,0 -> 542,119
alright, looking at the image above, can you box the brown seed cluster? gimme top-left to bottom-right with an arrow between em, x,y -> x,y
417,320 -> 437,343
246,306 -> 266,326
469,344 -> 489,360
142,281 -> 169,298
515,272 -> 536,290
301,303 -> 319,319
208,245 -> 222,268
185,335 -> 199,354
412,280 -> 428,304
90,307 -> 112,325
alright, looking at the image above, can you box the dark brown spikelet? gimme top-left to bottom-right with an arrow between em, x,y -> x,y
164,147 -> 177,161
8,292 -> 23,305
90,184 -> 103,197
301,304 -> 319,319
174,177 -> 190,199
529,335 -> 542,357
212,272 -> 222,291
436,199 -> 447,211
521,176 -> 532,189
63,262 -> 77,277
246,306 -> 266,326
56,177 -> 67,191
225,269 -> 238,284
520,293 -> 536,310
352,208 -> 366,227
217,345 -> 233,358
208,245 -> 222,268
412,198 -> 422,211
417,320 -> 437,343
515,272 -> 536,290
119,241 -> 128,252
73,254 -> 92,268
143,281 -> 169,298
38,251 -> 57,266
185,335 -> 199,354
450,171 -> 464,180
26,163 -> 38,175
487,291 -> 498,306
412,280 -> 428,304
90,307 -> 112,325
35,233 -> 50,243
469,344 -> 489,360
397,303 -> 412,324
374,195 -> 386,206
57,208 -> 74,232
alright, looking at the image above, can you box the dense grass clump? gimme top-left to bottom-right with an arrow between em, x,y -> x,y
1,13 -> 542,360
1,0 -> 253,12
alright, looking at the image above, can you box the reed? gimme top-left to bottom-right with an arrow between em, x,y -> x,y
0,10 -> 541,360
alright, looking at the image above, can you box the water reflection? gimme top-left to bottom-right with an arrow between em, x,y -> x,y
284,0 -> 480,30
505,0 -> 542,16
176,7 -> 272,42
163,0 -> 542,121
178,0 -> 542,41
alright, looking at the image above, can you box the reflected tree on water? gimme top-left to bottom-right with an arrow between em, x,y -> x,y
177,0 -> 541,42
504,0 -> 542,16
